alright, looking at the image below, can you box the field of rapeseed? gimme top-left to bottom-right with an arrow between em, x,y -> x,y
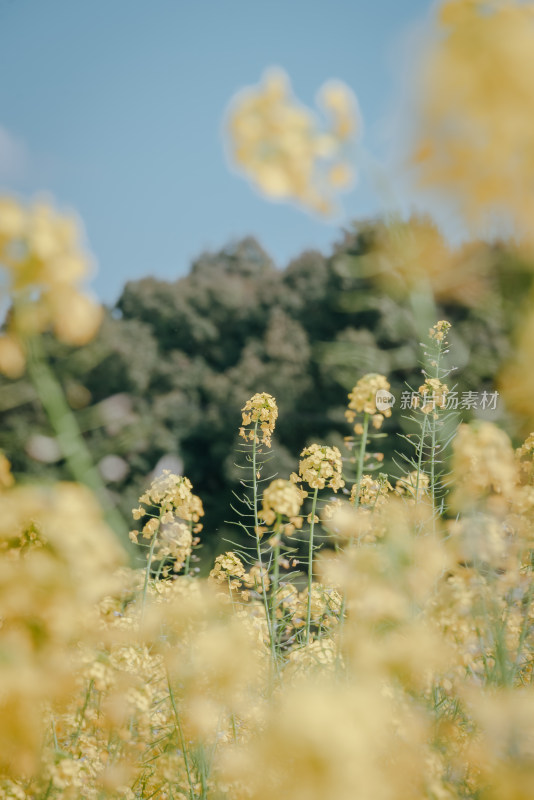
4,1 -> 534,798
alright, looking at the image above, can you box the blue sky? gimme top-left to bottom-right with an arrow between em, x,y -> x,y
0,0 -> 433,303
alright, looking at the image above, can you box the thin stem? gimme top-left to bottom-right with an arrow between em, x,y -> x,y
429,344 -> 442,513
251,422 -> 277,665
72,679 -> 94,746
183,520 -> 194,576
305,487 -> 319,645
25,336 -> 130,550
167,675 -> 195,800
353,412 -> 370,508
141,523 -> 160,618
270,519 -> 281,651
414,412 -> 428,504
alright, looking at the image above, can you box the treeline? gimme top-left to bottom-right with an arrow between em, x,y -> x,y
1,216 -> 528,553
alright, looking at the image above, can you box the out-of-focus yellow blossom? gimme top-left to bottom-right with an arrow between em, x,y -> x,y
0,452 -> 14,490
451,422 -> 519,513
319,81 -> 358,140
226,69 -> 359,215
286,637 -> 338,676
361,217 -> 491,304
395,470 -> 430,499
322,500 -> 388,544
499,310 -> 534,427
149,579 -> 267,743
412,0 -> 534,241
345,373 -> 392,431
516,432 -> 534,484
294,443 -> 344,492
0,333 -> 26,379
350,473 -> 392,507
260,478 -> 304,531
0,482 -> 124,775
0,197 -> 103,377
239,391 -> 278,447
217,680 -> 431,800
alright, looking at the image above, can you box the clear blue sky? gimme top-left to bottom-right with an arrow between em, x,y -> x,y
0,0 -> 432,303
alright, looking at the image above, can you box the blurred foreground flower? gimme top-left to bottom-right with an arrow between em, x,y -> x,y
499,309 -> 534,427
358,216 -> 491,304
413,0 -> 534,241
0,197 -> 103,377
0,481 -> 124,775
226,68 -> 359,215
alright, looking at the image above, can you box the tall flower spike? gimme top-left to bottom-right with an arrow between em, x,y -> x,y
239,392 -> 278,447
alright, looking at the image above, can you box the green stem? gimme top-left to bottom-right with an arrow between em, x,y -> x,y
415,413 -> 428,504
167,676 -> 195,800
141,522 -> 160,617
429,345 -> 442,513
72,679 -> 94,746
251,422 -> 277,666
25,336 -> 130,551
270,520 -> 281,651
183,520 -> 194,576
353,412 -> 369,508
305,487 -> 319,645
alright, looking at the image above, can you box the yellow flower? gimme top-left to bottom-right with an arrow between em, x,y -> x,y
429,320 -> 451,342
0,452 -> 14,490
412,0 -> 534,241
0,334 -> 26,379
0,196 -> 103,377
451,422 -> 519,513
297,443 -> 345,492
226,69 -> 359,215
350,474 -> 392,507
416,377 -> 449,414
364,217 -> 490,304
260,478 -> 304,527
240,392 -> 278,447
346,373 -> 392,424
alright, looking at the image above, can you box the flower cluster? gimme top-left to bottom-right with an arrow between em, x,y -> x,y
260,478 -> 304,531
368,218 -> 488,305
0,481 -> 124,775
130,470 -> 204,575
516,432 -> 534,485
345,373 -> 392,431
226,69 -> 358,215
451,422 -> 519,513
429,319 -> 451,342
413,0 -> 534,241
239,392 -> 278,447
350,473 -> 392,507
415,377 -> 449,414
294,443 -> 344,492
0,197 -> 103,378
209,551 -> 247,593
394,470 -> 430,499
